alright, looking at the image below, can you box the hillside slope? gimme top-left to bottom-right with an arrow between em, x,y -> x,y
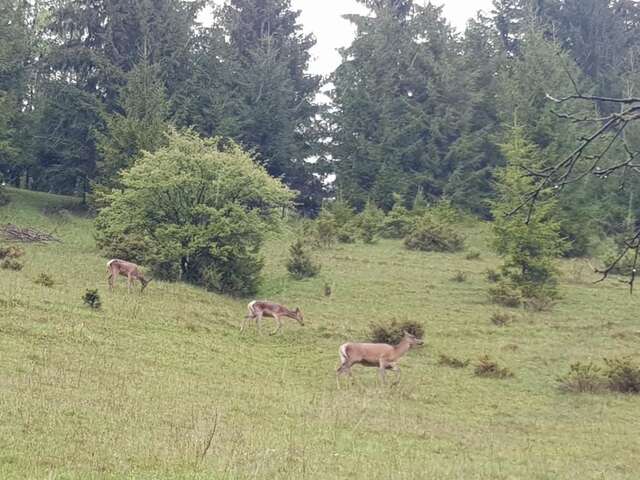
0,187 -> 638,479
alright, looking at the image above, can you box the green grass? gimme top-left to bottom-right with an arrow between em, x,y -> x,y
1,187 -> 639,479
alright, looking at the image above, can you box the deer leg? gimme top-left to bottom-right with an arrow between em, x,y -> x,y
378,360 -> 388,385
241,313 -> 252,332
107,271 -> 114,291
270,315 -> 283,335
391,364 -> 401,386
127,274 -> 133,294
255,312 -> 263,334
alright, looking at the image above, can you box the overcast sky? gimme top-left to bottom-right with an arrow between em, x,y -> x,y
200,1 -> 495,76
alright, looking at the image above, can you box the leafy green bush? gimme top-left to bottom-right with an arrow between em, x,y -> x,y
370,320 -> 425,345
465,250 -> 481,260
0,245 -> 24,259
34,273 -> 55,288
488,282 -> 522,308
337,223 -> 358,243
557,362 -> 604,393
474,355 -> 513,379
484,269 -> 502,283
381,203 -> 413,239
326,197 -> 355,227
604,357 -> 640,393
438,354 -> 470,369
82,289 -> 102,309
287,238 -> 320,280
357,201 -> 384,244
95,130 -> 292,296
1,258 -> 23,271
491,311 -> 515,326
450,271 -> 467,282
315,210 -> 337,247
404,215 -> 465,253
0,186 -> 9,206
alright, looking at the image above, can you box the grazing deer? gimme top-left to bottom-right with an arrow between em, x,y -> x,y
336,331 -> 424,385
242,300 -> 304,335
106,259 -> 151,293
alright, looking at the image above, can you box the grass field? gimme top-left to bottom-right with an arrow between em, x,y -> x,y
1,187 -> 639,479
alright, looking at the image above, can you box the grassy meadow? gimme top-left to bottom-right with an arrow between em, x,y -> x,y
0,187 -> 639,479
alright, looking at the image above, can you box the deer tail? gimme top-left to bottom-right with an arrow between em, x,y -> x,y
338,343 -> 349,370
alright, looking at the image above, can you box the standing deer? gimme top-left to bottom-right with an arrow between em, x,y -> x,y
242,300 -> 304,335
336,331 -> 424,385
107,259 -> 151,293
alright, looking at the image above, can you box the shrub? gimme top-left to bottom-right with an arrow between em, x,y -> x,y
557,362 -> 605,393
404,215 -> 465,253
315,210 -> 337,247
83,289 -> 102,309
474,355 -> 514,379
149,260 -> 180,282
357,201 -> 384,244
34,273 -> 55,288
95,131 -> 293,296
370,320 -> 425,345
438,354 -> 470,369
485,269 -> 501,283
326,197 -> 355,227
381,203 -> 413,239
99,234 -> 149,265
450,271 -> 467,282
465,250 -> 481,260
491,311 -> 515,326
603,357 -> 640,393
0,245 -> 25,259
287,238 -> 320,280
0,186 -> 9,206
1,259 -> 23,271
524,296 -> 556,312
337,223 -> 358,243
488,281 -> 522,308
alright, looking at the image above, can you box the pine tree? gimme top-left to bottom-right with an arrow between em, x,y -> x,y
491,122 -> 566,300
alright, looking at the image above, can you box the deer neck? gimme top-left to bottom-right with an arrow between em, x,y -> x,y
391,339 -> 412,360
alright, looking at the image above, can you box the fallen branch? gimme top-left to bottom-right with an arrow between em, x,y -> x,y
0,224 -> 62,243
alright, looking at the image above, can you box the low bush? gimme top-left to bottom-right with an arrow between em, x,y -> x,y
557,362 -> 605,393
337,223 -> 358,244
381,204 -> 413,239
1,258 -> 23,271
465,250 -> 481,260
474,355 -> 513,379
370,320 -> 425,345
315,210 -> 337,247
604,357 -> 640,393
0,245 -> 25,260
82,289 -> 102,309
450,271 -> 467,282
34,273 -> 55,288
488,282 -> 522,308
490,311 -> 515,326
287,238 -> 320,279
438,354 -> 470,369
485,269 -> 501,283
404,215 -> 464,253
357,201 -> 384,244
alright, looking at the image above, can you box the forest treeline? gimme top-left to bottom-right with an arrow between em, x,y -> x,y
1,0 -> 640,247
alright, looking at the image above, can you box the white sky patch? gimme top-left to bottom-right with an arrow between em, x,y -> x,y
198,1 -> 495,76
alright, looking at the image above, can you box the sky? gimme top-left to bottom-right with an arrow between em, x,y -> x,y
199,0 -> 496,76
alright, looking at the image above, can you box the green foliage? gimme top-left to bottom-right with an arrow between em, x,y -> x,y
474,355 -> 514,379
95,130 -> 293,296
404,214 -> 465,253
357,201 -> 384,244
450,271 -> 467,282
381,200 -> 413,239
325,197 -> 355,227
465,250 -> 481,260
286,238 -> 320,280
34,273 -> 55,288
491,124 -> 566,301
336,223 -> 359,244
437,354 -> 470,369
485,269 -> 502,283
604,357 -> 640,394
491,311 -> 515,326
488,282 -> 522,308
82,289 -> 101,309
369,320 -> 425,345
315,210 -> 337,247
97,58 -> 169,186
1,258 -> 23,271
0,186 -> 9,206
558,362 -> 605,393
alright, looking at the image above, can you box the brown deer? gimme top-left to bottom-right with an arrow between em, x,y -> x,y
242,300 -> 304,335
336,331 -> 424,385
107,259 -> 151,293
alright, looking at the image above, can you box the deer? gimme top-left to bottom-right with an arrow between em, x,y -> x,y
336,331 -> 424,386
106,259 -> 151,293
241,300 -> 304,335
